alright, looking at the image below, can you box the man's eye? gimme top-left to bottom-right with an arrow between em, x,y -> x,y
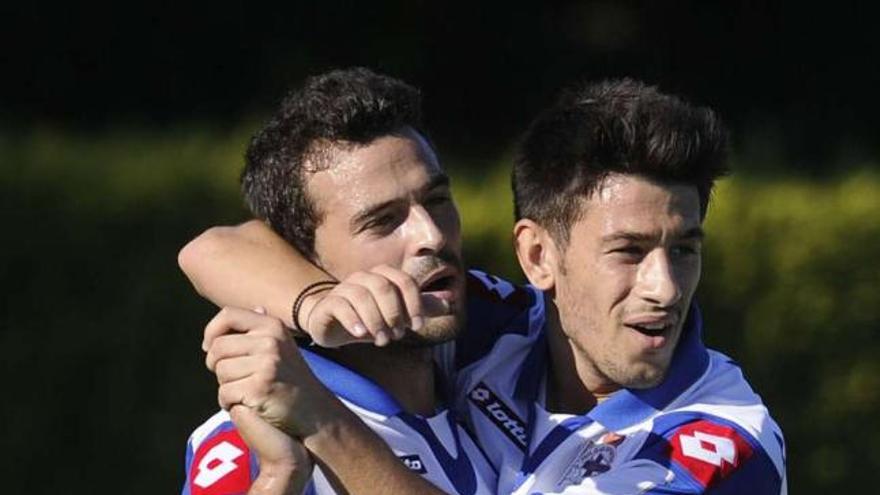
611,246 -> 645,258
364,214 -> 398,232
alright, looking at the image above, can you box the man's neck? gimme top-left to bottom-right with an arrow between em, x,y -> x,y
544,294 -> 619,415
314,344 -> 437,416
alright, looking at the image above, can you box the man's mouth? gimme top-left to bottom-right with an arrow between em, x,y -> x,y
419,268 -> 457,294
624,315 -> 678,338
626,322 -> 672,337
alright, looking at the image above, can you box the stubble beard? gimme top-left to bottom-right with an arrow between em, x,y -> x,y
393,303 -> 465,348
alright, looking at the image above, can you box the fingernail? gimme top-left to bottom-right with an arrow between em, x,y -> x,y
393,326 -> 406,339
375,330 -> 389,347
353,322 -> 368,337
411,316 -> 424,331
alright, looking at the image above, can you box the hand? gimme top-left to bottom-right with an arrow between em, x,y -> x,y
204,307 -> 335,438
229,405 -> 313,495
300,265 -> 450,347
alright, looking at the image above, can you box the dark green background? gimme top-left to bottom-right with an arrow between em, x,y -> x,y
2,2 -> 878,493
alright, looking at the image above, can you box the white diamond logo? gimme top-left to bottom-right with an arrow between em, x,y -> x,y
679,431 -> 736,467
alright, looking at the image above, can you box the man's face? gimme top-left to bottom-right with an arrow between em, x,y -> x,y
553,173 -> 703,390
309,127 -> 465,345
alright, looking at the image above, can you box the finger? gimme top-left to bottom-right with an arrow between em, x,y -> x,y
352,271 -> 410,339
370,265 -> 424,336
203,306 -> 274,351
229,405 -> 297,461
330,283 -> 392,345
206,333 -> 265,371
214,355 -> 261,384
308,295 -> 375,346
218,377 -> 269,411
231,405 -> 312,495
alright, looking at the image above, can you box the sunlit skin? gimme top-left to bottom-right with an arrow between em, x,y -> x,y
309,127 -> 466,345
520,173 -> 704,411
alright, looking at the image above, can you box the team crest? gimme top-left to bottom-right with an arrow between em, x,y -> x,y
555,433 -> 625,489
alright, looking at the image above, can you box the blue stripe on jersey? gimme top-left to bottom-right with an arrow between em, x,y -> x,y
300,347 -> 403,416
513,332 -> 548,402
455,271 -> 538,371
635,412 -> 781,494
181,439 -> 194,495
398,412 -> 478,495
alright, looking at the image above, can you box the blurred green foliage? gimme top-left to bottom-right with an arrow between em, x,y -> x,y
2,128 -> 878,493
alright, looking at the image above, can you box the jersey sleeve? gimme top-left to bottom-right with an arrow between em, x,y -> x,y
181,415 -> 258,495
635,416 -> 784,494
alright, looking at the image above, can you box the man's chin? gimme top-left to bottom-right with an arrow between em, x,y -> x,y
395,314 -> 461,347
616,365 -> 669,390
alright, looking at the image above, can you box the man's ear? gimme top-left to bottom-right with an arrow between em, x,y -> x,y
513,219 -> 560,291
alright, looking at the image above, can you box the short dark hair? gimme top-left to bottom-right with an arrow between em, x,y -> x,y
512,78 -> 729,246
241,67 -> 425,260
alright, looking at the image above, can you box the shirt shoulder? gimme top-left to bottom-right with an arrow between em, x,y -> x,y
455,269 -> 545,371
629,409 -> 786,494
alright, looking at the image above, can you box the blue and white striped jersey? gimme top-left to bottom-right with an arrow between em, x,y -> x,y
181,347 -> 496,495
445,270 -> 787,495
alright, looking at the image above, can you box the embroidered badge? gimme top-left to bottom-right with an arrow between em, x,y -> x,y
555,433 -> 625,489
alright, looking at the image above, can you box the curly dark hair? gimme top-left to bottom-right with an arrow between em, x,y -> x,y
513,78 -> 730,247
241,67 -> 425,260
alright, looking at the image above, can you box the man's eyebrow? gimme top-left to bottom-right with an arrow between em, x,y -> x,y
349,172 -> 451,232
601,226 -> 704,243
601,231 -> 656,243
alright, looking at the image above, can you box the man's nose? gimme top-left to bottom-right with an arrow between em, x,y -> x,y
635,249 -> 682,308
406,205 -> 447,256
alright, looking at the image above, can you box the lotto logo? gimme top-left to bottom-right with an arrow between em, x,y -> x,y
189,429 -> 251,494
399,454 -> 428,474
680,431 -> 736,467
669,420 -> 753,488
468,382 -> 528,450
470,387 -> 490,402
195,441 -> 243,487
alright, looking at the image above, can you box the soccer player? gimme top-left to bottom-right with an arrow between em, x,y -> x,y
179,68 -> 495,495
184,79 -> 788,493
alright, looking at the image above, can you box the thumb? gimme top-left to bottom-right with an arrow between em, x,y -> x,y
229,405 -> 294,463
231,407 -> 312,495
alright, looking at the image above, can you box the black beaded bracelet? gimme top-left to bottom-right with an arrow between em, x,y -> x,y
291,280 -> 339,335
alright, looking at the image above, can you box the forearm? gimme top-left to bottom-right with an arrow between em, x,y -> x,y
179,220 -> 331,328
302,399 -> 446,495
